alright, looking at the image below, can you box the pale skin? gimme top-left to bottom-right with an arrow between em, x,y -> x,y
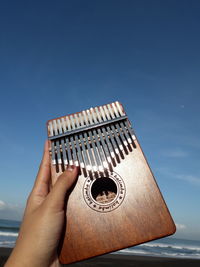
5,141 -> 79,267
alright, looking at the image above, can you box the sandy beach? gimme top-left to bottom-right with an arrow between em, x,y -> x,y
1,247 -> 200,267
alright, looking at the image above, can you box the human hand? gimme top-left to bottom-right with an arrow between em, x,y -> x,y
5,141 -> 79,267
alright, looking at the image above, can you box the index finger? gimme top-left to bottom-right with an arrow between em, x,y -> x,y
32,140 -> 51,196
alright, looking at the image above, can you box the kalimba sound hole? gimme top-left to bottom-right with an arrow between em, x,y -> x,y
91,178 -> 118,204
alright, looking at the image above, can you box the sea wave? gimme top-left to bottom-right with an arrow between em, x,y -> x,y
0,231 -> 18,237
140,242 -> 200,252
161,252 -> 200,258
0,226 -> 19,232
115,242 -> 200,259
0,241 -> 15,245
115,249 -> 147,255
116,249 -> 200,259
0,241 -> 16,247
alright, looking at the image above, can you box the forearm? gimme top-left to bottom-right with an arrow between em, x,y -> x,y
5,142 -> 78,267
5,247 -> 62,267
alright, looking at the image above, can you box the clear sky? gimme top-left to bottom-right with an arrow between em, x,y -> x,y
0,0 -> 199,240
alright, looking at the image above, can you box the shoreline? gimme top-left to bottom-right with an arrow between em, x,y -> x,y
1,247 -> 200,267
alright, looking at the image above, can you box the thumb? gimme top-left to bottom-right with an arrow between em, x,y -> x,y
45,166 -> 79,212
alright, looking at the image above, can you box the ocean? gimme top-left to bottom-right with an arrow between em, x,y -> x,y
0,219 -> 200,259
0,219 -> 20,248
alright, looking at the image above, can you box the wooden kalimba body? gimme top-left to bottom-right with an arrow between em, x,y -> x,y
47,101 -> 176,264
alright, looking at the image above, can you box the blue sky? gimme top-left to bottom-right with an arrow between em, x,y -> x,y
0,0 -> 199,240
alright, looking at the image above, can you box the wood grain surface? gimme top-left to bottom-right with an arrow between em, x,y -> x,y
50,140 -> 176,264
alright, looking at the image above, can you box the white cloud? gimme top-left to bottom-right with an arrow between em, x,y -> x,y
0,199 -> 24,220
175,223 -> 186,230
157,168 -> 200,186
161,149 -> 188,158
175,174 -> 200,186
0,200 -> 6,210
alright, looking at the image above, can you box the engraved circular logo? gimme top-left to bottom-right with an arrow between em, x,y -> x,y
83,171 -> 126,212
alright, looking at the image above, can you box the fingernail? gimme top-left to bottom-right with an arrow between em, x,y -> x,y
67,165 -> 76,171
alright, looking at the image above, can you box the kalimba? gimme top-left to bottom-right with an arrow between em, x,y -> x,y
47,101 -> 175,264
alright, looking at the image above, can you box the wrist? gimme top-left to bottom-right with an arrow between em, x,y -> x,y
5,246 -> 51,267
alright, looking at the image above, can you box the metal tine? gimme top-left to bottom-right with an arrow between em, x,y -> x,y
78,112 -> 97,172
70,115 -> 85,169
115,101 -> 136,141
94,107 -> 118,157
52,120 -> 62,165
57,119 -> 68,166
101,105 -> 124,151
90,108 -> 112,164
82,110 -> 103,172
110,103 -> 132,144
61,118 -> 73,166
66,116 -> 79,167
87,109 -> 108,169
105,104 -> 128,147
48,122 -> 56,165
74,113 -> 91,171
